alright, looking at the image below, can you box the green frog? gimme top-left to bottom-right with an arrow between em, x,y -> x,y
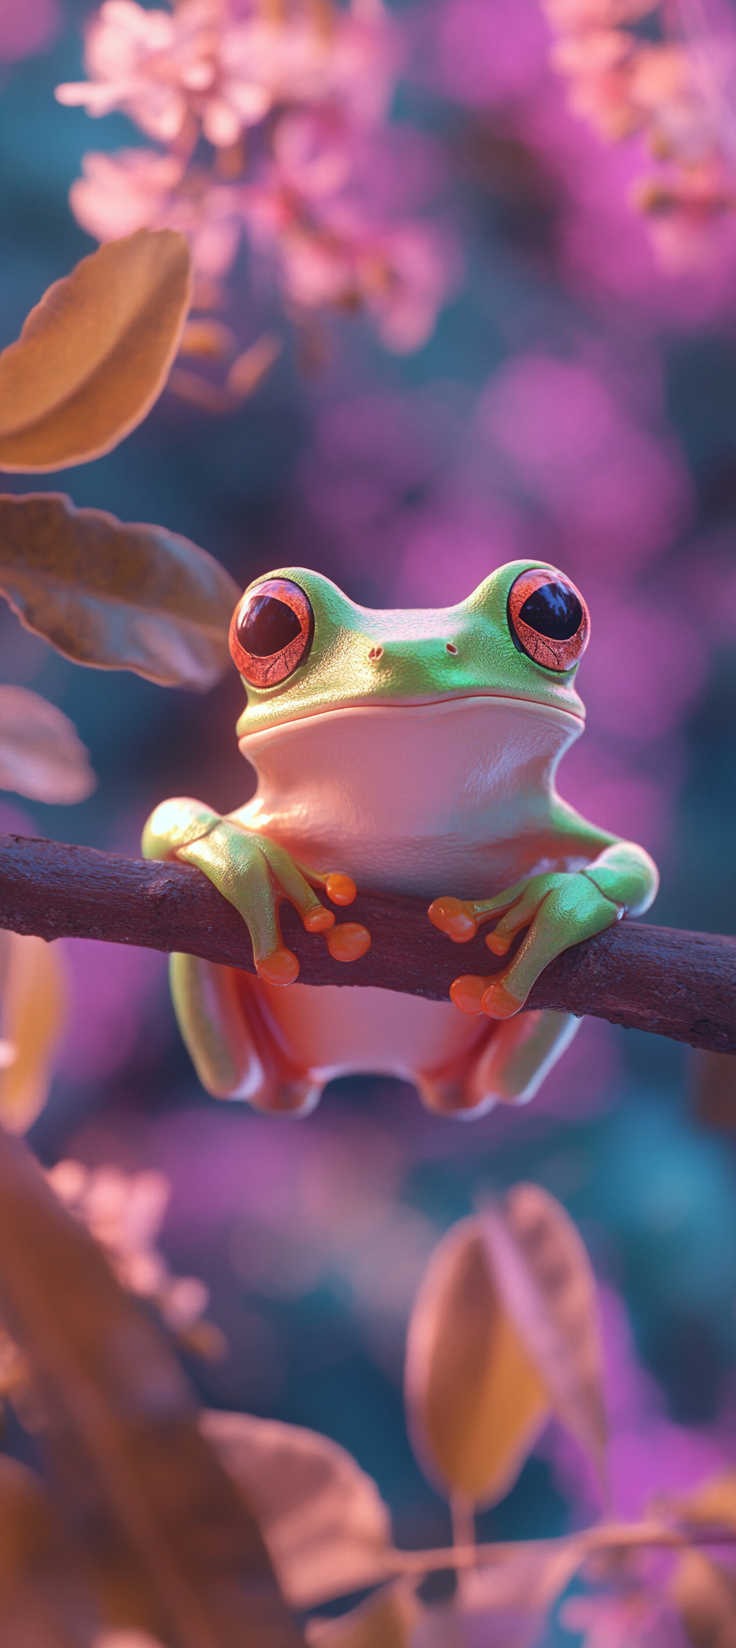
143,561 -> 657,1118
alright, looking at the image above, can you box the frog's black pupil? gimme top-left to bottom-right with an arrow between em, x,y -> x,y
240,595 -> 302,657
519,582 -> 582,640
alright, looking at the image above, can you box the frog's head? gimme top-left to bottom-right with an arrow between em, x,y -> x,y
231,562 -> 589,742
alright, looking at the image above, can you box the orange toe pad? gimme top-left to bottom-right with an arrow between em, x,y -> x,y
450,974 -> 490,1015
481,980 -> 522,1019
257,948 -> 300,985
327,923 -> 371,962
429,897 -> 477,942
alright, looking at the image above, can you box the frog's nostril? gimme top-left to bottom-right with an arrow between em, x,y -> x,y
368,645 -> 384,661
446,643 -> 458,654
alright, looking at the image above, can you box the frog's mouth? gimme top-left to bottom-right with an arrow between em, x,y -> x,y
238,689 -> 584,747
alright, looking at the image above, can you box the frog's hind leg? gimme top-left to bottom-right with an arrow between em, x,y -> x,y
169,954 -> 321,1116
416,1009 -> 580,1119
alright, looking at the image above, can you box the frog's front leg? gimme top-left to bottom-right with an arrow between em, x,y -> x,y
142,798 -> 369,1113
143,798 -> 368,982
429,841 -> 658,1020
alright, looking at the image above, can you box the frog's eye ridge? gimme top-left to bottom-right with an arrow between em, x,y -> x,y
230,578 -> 314,687
507,568 -> 590,672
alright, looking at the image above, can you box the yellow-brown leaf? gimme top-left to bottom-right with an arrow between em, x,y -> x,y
404,1218 -> 549,1505
0,230 -> 191,472
0,931 -> 69,1133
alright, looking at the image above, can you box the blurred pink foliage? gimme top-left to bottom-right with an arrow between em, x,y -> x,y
543,0 -> 736,272
420,0 -> 736,311
57,0 -> 457,351
292,338 -> 704,856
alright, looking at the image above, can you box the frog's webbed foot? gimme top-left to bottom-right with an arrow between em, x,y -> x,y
144,799 -> 370,984
429,842 -> 658,1019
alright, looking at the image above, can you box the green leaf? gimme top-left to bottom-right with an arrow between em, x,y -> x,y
0,494 -> 239,690
0,231 -> 191,472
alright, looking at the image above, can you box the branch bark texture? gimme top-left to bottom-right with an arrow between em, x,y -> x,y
0,833 -> 732,1053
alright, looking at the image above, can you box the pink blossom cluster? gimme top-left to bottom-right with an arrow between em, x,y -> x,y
57,0 -> 455,352
46,1157 -> 218,1343
543,0 -> 736,269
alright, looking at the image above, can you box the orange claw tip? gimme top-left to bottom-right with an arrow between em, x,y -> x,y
327,922 -> 371,962
325,873 -> 357,906
256,948 -> 300,986
428,897 -> 477,942
449,974 -> 490,1015
303,906 -> 335,932
481,980 -> 522,1019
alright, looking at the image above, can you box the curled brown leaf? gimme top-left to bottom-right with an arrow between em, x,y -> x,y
673,1550 -> 736,1648
0,493 -> 239,689
0,685 -> 96,803
0,231 -> 191,472
482,1184 -> 607,1490
202,1410 -> 396,1609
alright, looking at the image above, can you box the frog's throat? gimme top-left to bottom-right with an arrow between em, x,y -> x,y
236,695 -> 586,899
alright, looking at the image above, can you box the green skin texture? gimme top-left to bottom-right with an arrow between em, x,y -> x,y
142,559 -> 657,1039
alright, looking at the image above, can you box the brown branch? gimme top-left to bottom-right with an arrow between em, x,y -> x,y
0,832 -> 732,1053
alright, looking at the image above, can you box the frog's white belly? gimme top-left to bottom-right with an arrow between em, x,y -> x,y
238,695 -> 585,1082
256,979 -> 488,1084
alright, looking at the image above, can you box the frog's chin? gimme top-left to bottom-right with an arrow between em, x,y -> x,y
237,689 -> 584,745
236,695 -> 586,897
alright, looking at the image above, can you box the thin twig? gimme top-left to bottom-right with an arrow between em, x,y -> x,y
389,1519 -> 736,1576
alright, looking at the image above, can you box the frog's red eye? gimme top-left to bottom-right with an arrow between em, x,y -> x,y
230,578 -> 314,687
507,568 -> 590,672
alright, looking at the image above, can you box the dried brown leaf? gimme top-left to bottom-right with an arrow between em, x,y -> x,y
202,1411 -> 395,1609
167,369 -> 238,415
482,1185 -> 607,1487
674,1550 -> 736,1648
0,1126 -> 304,1648
404,1218 -> 549,1506
306,1583 -> 420,1648
669,1472 -> 736,1533
179,320 -> 236,360
0,931 -> 69,1133
0,493 -> 239,689
0,231 -> 191,472
226,334 -> 282,400
0,685 -> 96,803
0,1452 -> 98,1645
